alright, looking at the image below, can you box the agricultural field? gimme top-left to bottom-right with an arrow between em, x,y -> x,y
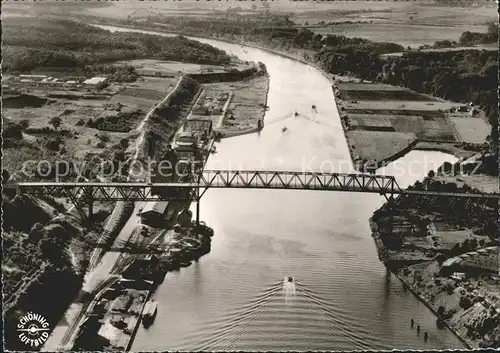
347,130 -> 417,163
449,116 -> 491,144
337,79 -> 488,165
290,2 -> 497,48
110,76 -> 179,111
5,0 -> 497,49
339,83 -> 440,102
343,100 -> 459,114
114,59 -> 203,76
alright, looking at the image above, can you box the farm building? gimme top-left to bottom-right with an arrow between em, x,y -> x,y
19,74 -> 47,82
140,202 -> 169,226
83,76 -> 108,89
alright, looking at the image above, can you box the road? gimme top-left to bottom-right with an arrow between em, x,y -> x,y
85,77 -> 183,269
83,202 -> 145,292
43,201 -> 148,351
41,75 -> 185,352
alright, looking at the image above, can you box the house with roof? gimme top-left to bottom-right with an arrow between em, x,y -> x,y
139,202 -> 169,226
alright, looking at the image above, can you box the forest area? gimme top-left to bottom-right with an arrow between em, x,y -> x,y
314,33 -> 498,156
1,17 -> 235,350
3,202 -> 84,351
2,18 -> 232,74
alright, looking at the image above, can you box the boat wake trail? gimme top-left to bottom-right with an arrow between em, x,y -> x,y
178,279 -> 367,351
196,281 -> 283,351
299,113 -> 335,128
266,111 -> 335,129
265,112 -> 296,125
283,277 -> 296,304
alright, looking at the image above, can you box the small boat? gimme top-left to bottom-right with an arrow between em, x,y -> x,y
284,276 -> 295,284
294,111 -> 299,117
312,105 -> 316,110
282,127 -> 288,133
142,300 -> 158,328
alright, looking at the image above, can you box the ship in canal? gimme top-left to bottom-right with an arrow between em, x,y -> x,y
142,300 -> 158,328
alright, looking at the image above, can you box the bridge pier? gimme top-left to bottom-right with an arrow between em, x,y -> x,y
84,186 -> 94,227
388,196 -> 394,238
88,199 -> 93,223
196,187 -> 200,227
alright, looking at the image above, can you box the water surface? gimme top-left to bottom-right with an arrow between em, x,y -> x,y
96,25 -> 464,351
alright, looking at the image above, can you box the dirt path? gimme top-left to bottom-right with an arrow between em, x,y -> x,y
43,76 -> 186,352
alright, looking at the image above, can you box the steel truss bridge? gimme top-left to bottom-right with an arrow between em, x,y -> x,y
5,170 -> 499,223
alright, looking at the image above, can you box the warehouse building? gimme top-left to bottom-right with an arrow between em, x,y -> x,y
83,76 -> 108,89
19,74 -> 47,82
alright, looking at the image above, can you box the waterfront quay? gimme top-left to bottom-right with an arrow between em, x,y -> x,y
63,100 -> 217,351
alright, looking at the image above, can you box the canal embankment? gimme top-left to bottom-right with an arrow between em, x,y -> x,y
61,55 -> 271,350
185,66 -> 269,139
93,22 -> 488,174
72,220 -> 214,351
90,23 -> 473,351
369,165 -> 500,349
370,219 -> 499,349
111,54 -> 270,142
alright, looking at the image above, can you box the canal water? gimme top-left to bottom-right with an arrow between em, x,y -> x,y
98,25 -> 464,351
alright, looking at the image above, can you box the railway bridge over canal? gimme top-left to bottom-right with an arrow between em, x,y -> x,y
5,170 -> 499,223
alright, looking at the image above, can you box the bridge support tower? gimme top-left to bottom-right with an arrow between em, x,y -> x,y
196,187 -> 201,227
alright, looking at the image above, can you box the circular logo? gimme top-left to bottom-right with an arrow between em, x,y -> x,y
17,312 -> 50,348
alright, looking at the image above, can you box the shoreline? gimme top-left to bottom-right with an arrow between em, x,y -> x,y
98,23 -> 474,169
369,218 -> 472,348
216,69 -> 269,138
220,126 -> 261,139
232,41 -> 477,169
41,61 -> 221,351
83,22 -> 491,349
396,272 -> 472,349
72,50 -> 270,350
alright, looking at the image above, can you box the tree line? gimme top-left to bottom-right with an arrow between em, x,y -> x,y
2,18 -> 232,73
3,207 -> 83,350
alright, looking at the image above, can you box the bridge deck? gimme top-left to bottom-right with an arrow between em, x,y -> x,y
4,170 -> 500,200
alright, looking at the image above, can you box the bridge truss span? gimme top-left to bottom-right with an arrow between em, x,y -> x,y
198,170 -> 401,194
5,169 -> 499,223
